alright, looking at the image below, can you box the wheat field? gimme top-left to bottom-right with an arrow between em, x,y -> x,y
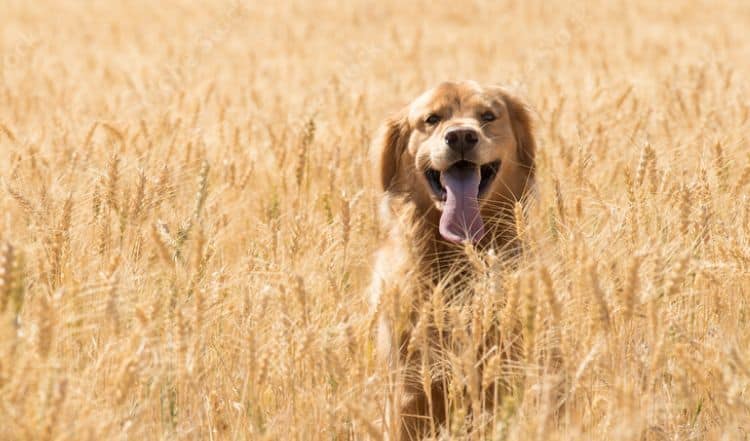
1,0 -> 750,439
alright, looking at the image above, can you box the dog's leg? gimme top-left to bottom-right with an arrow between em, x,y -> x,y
397,377 -> 446,441
376,294 -> 447,440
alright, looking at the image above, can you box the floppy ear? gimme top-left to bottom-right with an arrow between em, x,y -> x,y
502,91 -> 537,180
372,109 -> 411,192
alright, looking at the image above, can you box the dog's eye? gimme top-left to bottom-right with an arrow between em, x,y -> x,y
481,111 -> 496,122
425,114 -> 441,125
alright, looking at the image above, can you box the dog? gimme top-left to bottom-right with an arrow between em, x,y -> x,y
369,81 -> 536,440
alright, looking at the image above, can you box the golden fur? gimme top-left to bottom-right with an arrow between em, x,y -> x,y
370,81 -> 536,439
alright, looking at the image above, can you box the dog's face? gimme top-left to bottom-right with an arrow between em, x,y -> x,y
374,81 -> 535,244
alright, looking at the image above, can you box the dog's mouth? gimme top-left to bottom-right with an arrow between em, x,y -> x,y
423,160 -> 501,244
424,160 -> 500,202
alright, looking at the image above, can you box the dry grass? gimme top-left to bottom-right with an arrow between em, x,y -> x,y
1,0 -> 750,439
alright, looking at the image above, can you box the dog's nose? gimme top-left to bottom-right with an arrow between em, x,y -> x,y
444,128 -> 479,153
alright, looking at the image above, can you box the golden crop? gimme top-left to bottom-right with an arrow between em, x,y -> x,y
1,1 -> 749,439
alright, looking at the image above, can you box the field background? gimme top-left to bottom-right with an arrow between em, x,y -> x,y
2,0 -> 750,439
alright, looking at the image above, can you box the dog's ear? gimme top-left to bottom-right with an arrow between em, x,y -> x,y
502,92 -> 536,180
372,109 -> 411,192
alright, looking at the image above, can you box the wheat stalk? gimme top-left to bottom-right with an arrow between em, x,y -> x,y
587,261 -> 611,335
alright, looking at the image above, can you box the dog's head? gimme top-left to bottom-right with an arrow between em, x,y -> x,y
374,81 -> 536,244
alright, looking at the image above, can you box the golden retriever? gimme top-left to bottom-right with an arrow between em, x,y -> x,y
369,81 -> 536,440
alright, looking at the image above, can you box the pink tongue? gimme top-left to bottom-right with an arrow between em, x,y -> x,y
439,166 -> 485,243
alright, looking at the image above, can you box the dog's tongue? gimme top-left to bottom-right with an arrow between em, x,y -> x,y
439,165 -> 485,243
